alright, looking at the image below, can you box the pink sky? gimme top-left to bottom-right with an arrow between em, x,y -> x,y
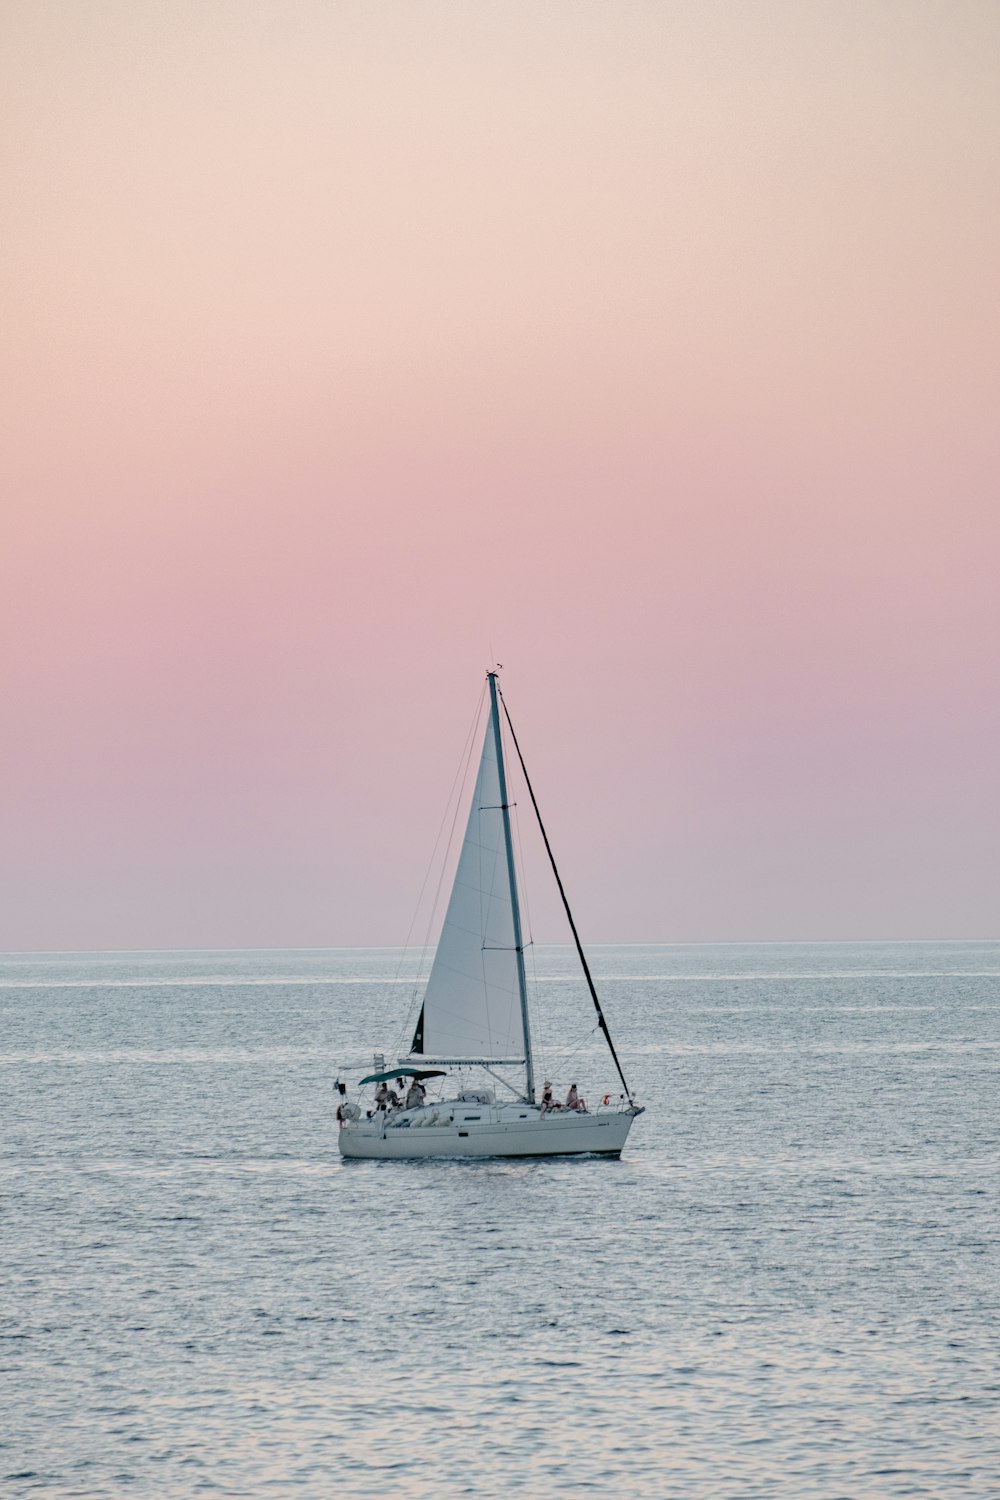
2,0 -> 998,949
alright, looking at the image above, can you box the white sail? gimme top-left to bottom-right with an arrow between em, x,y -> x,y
412,697 -> 526,1061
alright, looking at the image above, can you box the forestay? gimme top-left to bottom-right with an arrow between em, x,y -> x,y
409,695 -> 526,1062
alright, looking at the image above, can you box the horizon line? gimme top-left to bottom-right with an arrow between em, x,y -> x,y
2,936 -> 998,959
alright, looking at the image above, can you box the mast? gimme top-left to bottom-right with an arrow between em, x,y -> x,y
488,671 -> 535,1103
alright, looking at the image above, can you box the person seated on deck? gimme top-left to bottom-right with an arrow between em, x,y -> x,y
405,1078 -> 426,1110
565,1083 -> 587,1113
539,1081 -> 558,1117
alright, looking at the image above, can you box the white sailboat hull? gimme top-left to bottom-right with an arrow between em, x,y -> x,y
338,1103 -> 639,1160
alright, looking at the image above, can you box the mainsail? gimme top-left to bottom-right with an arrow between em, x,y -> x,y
409,690 -> 527,1063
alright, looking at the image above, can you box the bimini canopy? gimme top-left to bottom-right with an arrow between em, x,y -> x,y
358,1067 -> 447,1086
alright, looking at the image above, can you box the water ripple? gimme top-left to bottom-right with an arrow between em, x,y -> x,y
1,941 -> 998,1497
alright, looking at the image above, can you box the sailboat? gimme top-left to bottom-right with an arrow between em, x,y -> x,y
337,671 -> 643,1159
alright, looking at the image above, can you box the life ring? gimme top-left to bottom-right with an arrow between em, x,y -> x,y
602,1093 -> 612,1107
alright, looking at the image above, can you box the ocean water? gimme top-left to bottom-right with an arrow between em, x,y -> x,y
2,941 -> 998,1498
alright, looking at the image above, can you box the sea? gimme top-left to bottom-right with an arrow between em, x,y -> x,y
1,941 -> 998,1498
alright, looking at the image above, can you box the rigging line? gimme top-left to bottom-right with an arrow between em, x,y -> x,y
477,695 -> 523,1067
505,710 -> 544,1079
480,1064 -> 525,1099
476,769 -> 501,1062
510,771 -> 534,946
489,673 -> 533,1102
472,704 -> 508,1060
545,1022 -> 602,1074
511,791 -> 544,1080
393,682 -> 487,1054
497,686 -> 634,1105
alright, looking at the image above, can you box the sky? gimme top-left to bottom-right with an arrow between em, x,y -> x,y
2,0 -> 998,950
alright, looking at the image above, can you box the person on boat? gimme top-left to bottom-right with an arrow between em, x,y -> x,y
405,1078 -> 425,1110
539,1081 -> 556,1117
565,1083 -> 587,1112
335,1080 -> 350,1127
374,1081 -> 398,1111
